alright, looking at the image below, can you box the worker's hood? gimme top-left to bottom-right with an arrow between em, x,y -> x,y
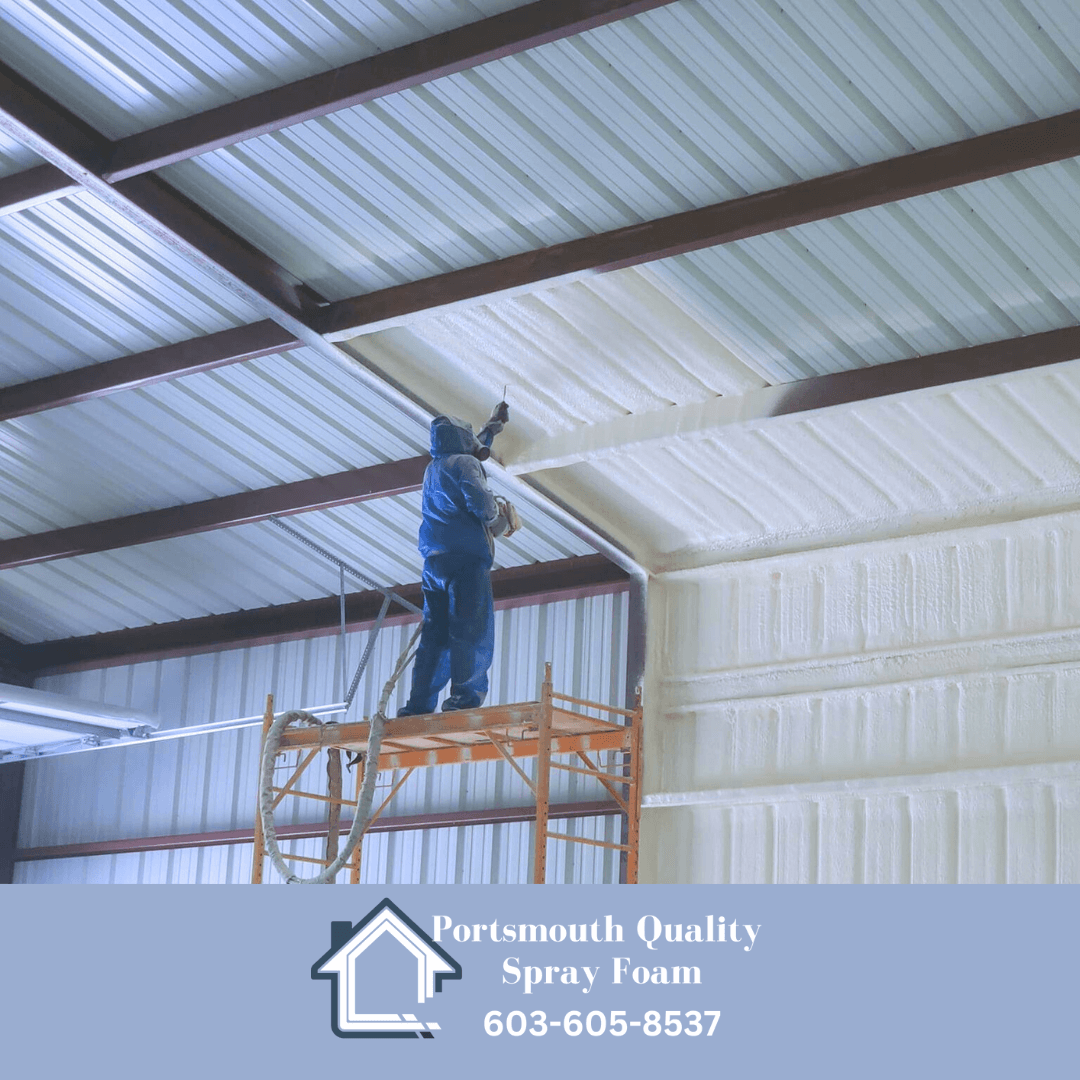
430,415 -> 487,459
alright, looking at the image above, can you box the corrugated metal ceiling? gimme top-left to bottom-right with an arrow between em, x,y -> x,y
155,0 -> 1080,299
0,190 -> 263,385
0,0 -> 1079,633
0,0 -> 523,138
345,157 -> 1080,567
0,191 -> 590,642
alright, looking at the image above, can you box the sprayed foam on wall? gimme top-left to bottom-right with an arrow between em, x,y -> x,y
641,508 -> 1080,883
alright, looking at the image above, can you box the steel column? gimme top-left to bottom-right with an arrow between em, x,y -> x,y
0,761 -> 26,884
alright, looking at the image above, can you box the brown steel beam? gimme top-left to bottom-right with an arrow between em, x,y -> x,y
0,162 -> 79,216
0,455 -> 430,570
5,34 -> 1080,351
317,108 -> 1080,338
5,54 -> 1080,416
0,59 -> 316,322
19,555 -> 629,673
104,0 -> 678,180
513,323 -> 1080,473
768,323 -> 1080,417
0,321 -> 301,421
11,799 -> 620,862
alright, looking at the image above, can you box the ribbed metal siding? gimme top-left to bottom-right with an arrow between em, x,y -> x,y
17,589 -> 628,883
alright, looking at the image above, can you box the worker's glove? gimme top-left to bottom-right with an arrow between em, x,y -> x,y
496,497 -> 522,537
490,401 -> 510,426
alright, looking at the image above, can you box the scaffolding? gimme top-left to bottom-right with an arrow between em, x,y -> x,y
251,663 -> 643,884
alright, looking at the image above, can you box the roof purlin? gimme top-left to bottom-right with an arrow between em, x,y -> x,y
0,58 -> 642,576
317,109 -> 1080,337
104,0 -> 682,181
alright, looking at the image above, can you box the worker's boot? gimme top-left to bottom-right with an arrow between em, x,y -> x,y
441,692 -> 484,712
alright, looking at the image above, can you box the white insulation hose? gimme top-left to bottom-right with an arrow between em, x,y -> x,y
258,624 -> 423,884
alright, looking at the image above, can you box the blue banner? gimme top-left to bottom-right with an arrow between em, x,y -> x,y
1,885 -> 1073,1077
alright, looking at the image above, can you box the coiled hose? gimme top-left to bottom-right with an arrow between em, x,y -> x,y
258,624 -> 422,884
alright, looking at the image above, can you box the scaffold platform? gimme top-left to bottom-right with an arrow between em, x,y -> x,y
251,664 -> 642,885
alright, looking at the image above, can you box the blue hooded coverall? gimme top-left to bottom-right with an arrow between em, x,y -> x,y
399,415 -> 509,715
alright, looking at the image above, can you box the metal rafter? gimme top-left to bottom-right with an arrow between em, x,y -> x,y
0,455 -> 430,570
104,0 -> 680,180
18,555 -> 630,673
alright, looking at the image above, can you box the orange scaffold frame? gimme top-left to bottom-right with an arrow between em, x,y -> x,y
251,663 -> 643,884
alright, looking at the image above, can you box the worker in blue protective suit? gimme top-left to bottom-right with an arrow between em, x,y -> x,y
398,403 -> 520,716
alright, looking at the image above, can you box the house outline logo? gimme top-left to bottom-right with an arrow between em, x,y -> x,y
312,897 -> 462,1039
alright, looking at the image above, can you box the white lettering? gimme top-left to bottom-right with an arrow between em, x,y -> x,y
637,915 -> 662,951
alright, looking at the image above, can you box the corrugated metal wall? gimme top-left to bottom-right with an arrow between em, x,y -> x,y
641,510 -> 1080,883
15,590 -> 628,884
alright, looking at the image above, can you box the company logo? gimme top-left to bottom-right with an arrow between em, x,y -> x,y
312,898 -> 462,1039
